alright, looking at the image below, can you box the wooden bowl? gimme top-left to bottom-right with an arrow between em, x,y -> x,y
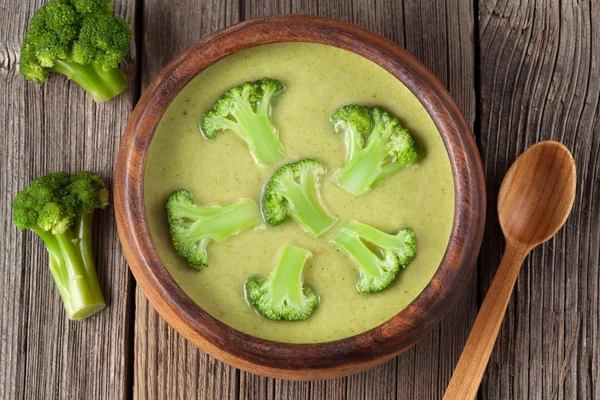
115,15 -> 485,380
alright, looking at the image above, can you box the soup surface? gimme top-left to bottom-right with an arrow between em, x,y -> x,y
144,43 -> 454,343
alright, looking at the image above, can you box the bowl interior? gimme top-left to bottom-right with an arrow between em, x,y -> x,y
115,15 -> 485,379
144,41 -> 455,344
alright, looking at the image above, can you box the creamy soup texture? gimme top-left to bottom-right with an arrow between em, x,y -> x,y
144,42 -> 454,343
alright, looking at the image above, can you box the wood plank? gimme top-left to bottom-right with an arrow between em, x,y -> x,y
134,290 -> 238,400
0,1 -> 137,399
396,1 -> 478,399
478,0 -> 600,398
133,1 -> 240,399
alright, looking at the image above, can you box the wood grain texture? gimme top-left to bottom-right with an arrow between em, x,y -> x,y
133,0 -> 240,399
0,0 -> 136,399
478,0 -> 600,399
4,0 -> 596,398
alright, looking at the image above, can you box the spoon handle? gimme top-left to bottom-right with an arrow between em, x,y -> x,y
443,244 -> 529,400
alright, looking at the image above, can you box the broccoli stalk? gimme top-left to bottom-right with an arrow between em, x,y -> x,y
331,105 -> 419,195
50,60 -> 127,103
166,189 -> 263,269
12,172 -> 108,320
201,78 -> 287,166
19,0 -> 132,103
245,244 -> 319,321
332,220 -> 417,293
261,159 -> 337,238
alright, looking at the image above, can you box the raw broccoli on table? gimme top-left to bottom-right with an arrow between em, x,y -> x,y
19,0 -> 132,103
12,171 -> 109,320
332,220 -> 417,293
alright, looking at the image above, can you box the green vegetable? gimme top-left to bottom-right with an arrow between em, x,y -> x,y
201,78 -> 287,166
261,159 -> 337,237
331,105 -> 419,195
332,220 -> 416,293
166,189 -> 263,269
245,244 -> 319,321
12,171 -> 109,320
19,0 -> 132,103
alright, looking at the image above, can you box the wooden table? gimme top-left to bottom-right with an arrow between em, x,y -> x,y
1,0 -> 598,399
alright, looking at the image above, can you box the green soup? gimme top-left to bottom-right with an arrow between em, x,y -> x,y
144,43 -> 454,343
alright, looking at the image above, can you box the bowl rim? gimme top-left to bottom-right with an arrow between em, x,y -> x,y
115,15 -> 485,379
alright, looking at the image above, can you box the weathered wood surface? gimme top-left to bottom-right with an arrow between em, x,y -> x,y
0,1 -> 137,399
478,1 -> 600,399
1,0 -> 598,399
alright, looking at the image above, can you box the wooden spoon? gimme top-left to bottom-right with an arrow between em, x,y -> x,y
444,141 -> 576,400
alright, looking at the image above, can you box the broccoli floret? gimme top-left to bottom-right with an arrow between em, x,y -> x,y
201,78 -> 287,166
331,105 -> 419,195
71,0 -> 113,14
12,171 -> 109,320
166,189 -> 263,269
332,220 -> 417,293
261,159 -> 337,238
19,0 -> 131,103
245,244 -> 319,321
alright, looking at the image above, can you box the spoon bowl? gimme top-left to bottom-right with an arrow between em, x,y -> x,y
498,141 -> 576,249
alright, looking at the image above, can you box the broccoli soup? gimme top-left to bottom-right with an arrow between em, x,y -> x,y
144,42 -> 454,343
